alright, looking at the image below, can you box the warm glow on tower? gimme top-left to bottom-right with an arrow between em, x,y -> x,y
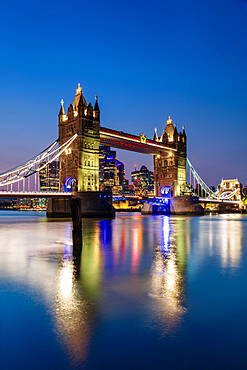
76,83 -> 82,95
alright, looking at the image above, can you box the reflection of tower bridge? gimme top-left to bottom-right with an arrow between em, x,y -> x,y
0,84 -> 243,214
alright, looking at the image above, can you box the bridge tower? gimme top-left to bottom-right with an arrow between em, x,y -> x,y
58,83 -> 100,192
153,116 -> 186,196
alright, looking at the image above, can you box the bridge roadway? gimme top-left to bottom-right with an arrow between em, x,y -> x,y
113,195 -> 240,205
0,191 -> 72,199
0,191 -> 240,206
198,197 -> 239,205
100,126 -> 176,154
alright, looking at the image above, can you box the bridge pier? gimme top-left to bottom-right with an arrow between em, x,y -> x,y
170,196 -> 204,215
46,191 -> 115,218
141,195 -> 204,215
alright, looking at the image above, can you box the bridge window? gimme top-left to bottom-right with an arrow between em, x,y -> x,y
88,160 -> 90,166
164,160 -> 168,167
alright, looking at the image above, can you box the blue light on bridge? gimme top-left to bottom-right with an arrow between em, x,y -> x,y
63,177 -> 77,192
161,186 -> 172,197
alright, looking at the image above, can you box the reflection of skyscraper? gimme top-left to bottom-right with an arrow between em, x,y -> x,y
39,161 -> 59,191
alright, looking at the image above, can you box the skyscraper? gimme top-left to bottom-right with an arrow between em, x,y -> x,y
131,165 -> 154,195
99,146 -> 126,190
39,161 -> 59,191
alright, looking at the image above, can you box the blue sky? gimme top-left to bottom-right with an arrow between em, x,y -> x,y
0,0 -> 246,185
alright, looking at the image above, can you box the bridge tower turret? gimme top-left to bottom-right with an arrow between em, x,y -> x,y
58,83 -> 100,192
153,116 -> 187,196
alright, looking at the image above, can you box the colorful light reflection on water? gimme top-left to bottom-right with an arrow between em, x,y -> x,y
0,211 -> 246,369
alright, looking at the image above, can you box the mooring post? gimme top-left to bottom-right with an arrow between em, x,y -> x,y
71,197 -> 82,276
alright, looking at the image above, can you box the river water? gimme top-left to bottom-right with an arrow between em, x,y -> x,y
0,211 -> 247,369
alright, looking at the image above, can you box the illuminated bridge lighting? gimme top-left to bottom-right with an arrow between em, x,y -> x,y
0,133 -> 78,188
100,126 -> 177,154
0,191 -> 72,198
0,127 -> 242,205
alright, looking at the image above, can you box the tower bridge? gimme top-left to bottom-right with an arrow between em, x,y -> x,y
58,84 -> 186,197
0,83 -> 244,216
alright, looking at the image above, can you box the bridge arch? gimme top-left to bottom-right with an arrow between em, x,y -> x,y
63,177 -> 77,192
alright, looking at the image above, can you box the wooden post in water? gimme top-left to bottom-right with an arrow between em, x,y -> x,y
71,197 -> 82,276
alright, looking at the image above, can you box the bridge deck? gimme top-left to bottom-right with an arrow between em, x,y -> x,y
0,191 -> 72,199
199,198 -> 239,204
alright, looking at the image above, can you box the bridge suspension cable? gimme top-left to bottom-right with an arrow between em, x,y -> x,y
187,158 -> 219,199
0,133 -> 78,189
186,158 -> 241,201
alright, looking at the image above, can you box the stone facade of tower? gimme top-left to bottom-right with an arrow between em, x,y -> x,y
58,84 -> 100,192
153,117 -> 187,196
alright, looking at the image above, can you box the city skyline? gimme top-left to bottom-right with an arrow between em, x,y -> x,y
0,0 -> 246,186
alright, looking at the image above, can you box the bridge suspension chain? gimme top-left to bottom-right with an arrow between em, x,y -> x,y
0,133 -> 78,188
186,158 -> 241,201
186,158 -> 220,199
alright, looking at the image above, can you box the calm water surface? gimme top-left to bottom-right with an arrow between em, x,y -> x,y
0,211 -> 247,369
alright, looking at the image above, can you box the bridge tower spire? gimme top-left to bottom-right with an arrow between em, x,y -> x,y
153,116 -> 186,196
58,83 -> 100,192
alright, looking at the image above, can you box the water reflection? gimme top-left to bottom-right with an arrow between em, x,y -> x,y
149,217 -> 186,333
131,220 -> 143,274
54,260 -> 91,364
47,213 -> 245,365
0,211 -> 245,367
219,215 -> 243,268
54,221 -> 103,366
196,214 -> 243,270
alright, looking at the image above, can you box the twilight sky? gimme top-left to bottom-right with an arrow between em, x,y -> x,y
0,0 -> 246,186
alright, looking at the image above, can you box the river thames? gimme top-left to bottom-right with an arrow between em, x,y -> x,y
0,211 -> 247,369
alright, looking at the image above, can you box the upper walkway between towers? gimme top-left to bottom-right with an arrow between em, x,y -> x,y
99,126 -> 177,155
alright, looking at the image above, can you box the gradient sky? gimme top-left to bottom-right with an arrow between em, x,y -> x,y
0,0 -> 246,186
